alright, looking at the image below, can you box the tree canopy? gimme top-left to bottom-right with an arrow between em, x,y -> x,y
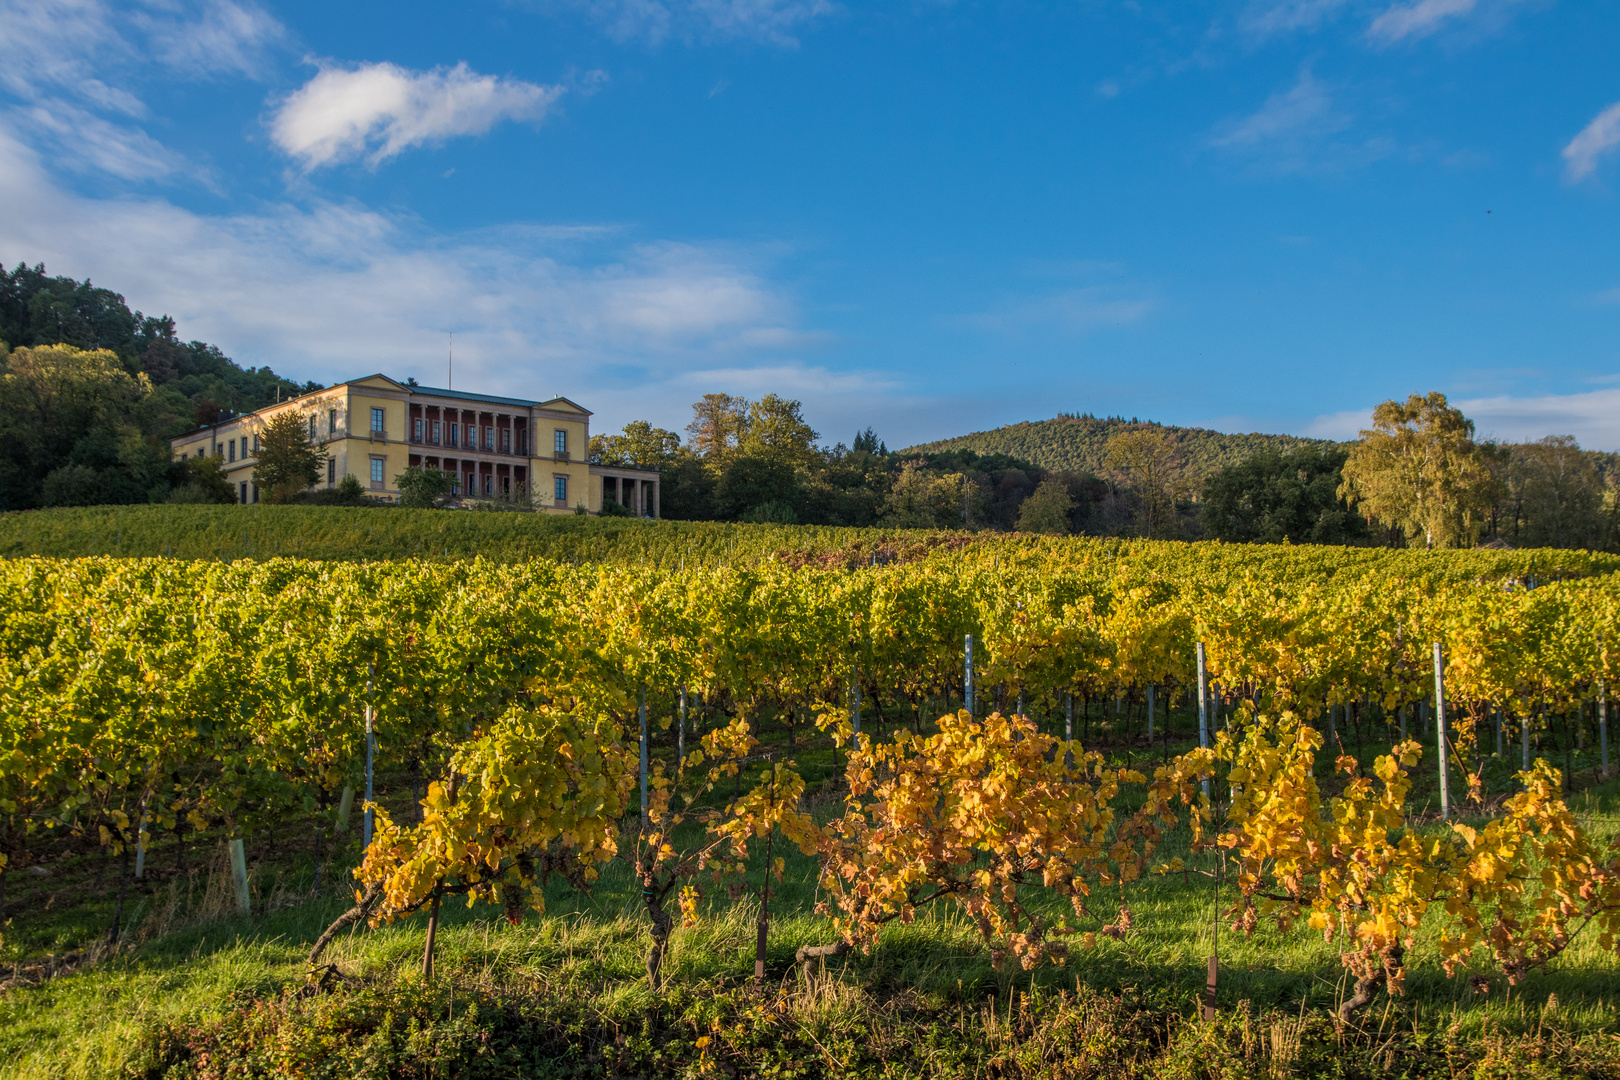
1338,392 -> 1499,549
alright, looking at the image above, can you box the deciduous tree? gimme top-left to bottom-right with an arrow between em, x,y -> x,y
1338,392 -> 1498,549
254,410 -> 327,501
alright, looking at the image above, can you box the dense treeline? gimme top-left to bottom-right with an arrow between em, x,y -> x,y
0,263 -> 314,510
594,392 -> 1620,550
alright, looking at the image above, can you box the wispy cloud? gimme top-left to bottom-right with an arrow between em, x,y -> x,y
1461,389 -> 1620,450
956,287 -> 1154,336
135,0 -> 286,79
0,0 -> 285,103
269,62 -> 565,171
1302,408 -> 1372,440
1564,102 -> 1620,182
8,101 -> 186,180
1240,0 -> 1356,38
1210,69 -> 1344,148
1367,0 -> 1478,43
534,0 -> 836,47
0,0 -> 287,179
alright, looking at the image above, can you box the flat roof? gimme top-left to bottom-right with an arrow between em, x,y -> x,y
408,385 -> 540,408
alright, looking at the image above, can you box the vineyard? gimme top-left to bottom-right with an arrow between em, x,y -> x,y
0,505 -> 962,567
4,539 -> 1620,1077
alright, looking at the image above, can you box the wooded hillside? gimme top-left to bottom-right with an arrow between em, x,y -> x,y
903,413 -> 1336,488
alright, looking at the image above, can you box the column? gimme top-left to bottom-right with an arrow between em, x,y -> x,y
653,478 -> 660,519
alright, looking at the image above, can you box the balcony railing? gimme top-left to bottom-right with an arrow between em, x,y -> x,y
369,428 -> 388,442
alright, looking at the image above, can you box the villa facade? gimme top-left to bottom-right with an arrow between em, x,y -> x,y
168,374 -> 660,515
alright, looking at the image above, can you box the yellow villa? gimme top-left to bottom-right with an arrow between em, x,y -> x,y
168,374 -> 661,515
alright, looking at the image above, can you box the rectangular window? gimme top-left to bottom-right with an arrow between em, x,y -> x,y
371,407 -> 385,433
432,420 -> 440,444
252,434 -> 260,454
228,440 -> 236,463
329,408 -> 337,436
308,415 -> 316,441
484,426 -> 493,451
327,459 -> 335,484
554,475 -> 567,502
413,417 -> 423,442
239,482 -> 248,504
252,483 -> 260,504
448,423 -> 458,448
239,436 -> 246,458
501,428 -> 511,453
370,456 -> 385,489
554,429 -> 567,455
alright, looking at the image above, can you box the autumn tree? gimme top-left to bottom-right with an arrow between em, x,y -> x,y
742,393 -> 820,469
1337,392 -> 1498,549
1105,428 -> 1186,538
686,393 -> 750,460
255,410 -> 327,501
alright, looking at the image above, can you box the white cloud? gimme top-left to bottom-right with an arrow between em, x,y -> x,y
269,62 -> 564,170
0,0 -> 285,102
0,0 -> 144,112
539,0 -> 835,46
1460,389 -> 1620,451
0,0 -> 287,178
1305,390 -> 1620,451
1563,102 -> 1620,182
1210,69 -> 1342,148
0,122 -> 819,433
135,0 -> 286,79
1302,408 -> 1372,440
1367,0 -> 1477,43
8,101 -> 186,180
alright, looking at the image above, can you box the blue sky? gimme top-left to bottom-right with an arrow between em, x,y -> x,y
2,1 -> 1619,450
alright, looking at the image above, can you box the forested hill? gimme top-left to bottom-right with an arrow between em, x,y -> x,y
903,414 -> 1340,486
1,261 -> 318,427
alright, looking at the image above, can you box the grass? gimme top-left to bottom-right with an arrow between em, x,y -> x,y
5,703 -> 1620,1078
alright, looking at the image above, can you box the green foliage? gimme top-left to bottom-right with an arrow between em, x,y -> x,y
1202,446 -> 1369,544
253,411 -> 327,502
1015,477 -> 1074,534
1339,392 -> 1499,549
590,420 -> 681,469
165,455 -> 236,506
393,465 -> 453,509
0,343 -> 178,509
598,497 -> 632,518
0,261 -> 315,426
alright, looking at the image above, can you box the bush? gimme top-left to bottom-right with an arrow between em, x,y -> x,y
742,499 -> 798,525
40,464 -> 103,507
395,466 -> 455,509
599,498 -> 632,518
